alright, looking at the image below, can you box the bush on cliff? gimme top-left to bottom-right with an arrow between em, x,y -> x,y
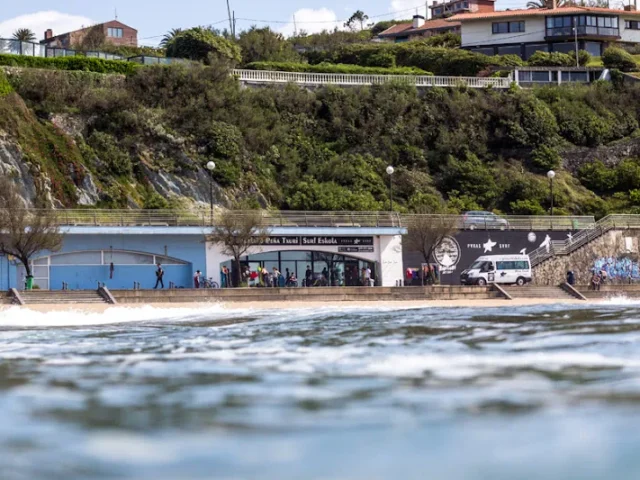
245,61 -> 431,75
0,54 -> 137,74
602,47 -> 638,72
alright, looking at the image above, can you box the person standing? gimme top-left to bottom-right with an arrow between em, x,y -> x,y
305,265 -> 313,287
220,266 -> 227,289
194,270 -> 201,289
154,263 -> 165,289
365,266 -> 372,287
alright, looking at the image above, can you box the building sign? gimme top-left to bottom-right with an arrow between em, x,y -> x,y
338,247 -> 375,253
433,236 -> 461,274
261,236 -> 374,246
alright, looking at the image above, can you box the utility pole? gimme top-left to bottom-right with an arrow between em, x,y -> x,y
226,0 -> 233,37
573,16 -> 579,67
293,14 -> 298,36
232,10 -> 236,38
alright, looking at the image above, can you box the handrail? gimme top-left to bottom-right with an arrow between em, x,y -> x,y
12,210 -> 594,230
232,69 -> 512,89
529,214 -> 640,267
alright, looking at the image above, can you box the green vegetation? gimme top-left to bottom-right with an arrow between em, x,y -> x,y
602,47 -> 638,72
245,61 -> 431,75
0,70 -> 12,97
0,54 -> 138,75
4,61 -> 640,216
165,27 -> 241,63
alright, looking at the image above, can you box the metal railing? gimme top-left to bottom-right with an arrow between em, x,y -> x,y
529,214 -> 640,267
16,210 -> 596,230
0,38 -> 124,60
233,69 -> 513,89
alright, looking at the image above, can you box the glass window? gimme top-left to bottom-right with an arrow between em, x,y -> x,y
107,27 -> 124,38
524,43 -> 548,59
509,21 -> 525,33
498,45 -> 521,56
51,251 -> 102,265
242,252 -> 279,261
281,251 -> 312,261
155,255 -> 188,265
34,257 -> 49,265
518,71 -> 532,82
597,17 -> 604,27
463,1 -> 469,7
585,41 -> 602,57
547,18 -> 554,28
532,71 -> 550,82
111,252 -> 155,265
612,17 -> 618,28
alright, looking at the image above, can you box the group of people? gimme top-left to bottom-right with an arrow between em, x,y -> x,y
565,269 -> 608,290
405,265 -> 440,286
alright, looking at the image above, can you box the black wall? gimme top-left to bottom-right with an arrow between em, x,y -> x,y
403,230 -> 575,285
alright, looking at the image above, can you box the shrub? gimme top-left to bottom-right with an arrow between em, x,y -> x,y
602,47 -> 638,72
578,160 -> 617,191
527,51 -> 574,67
0,70 -> 12,97
87,131 -> 132,176
365,52 -> 396,68
245,61 -> 430,75
423,32 -> 462,49
166,28 -> 241,64
570,50 -> 591,67
530,145 -> 561,172
0,54 -> 137,74
509,199 -> 546,215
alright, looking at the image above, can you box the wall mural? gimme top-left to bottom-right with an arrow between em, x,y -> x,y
402,230 -> 576,285
593,256 -> 640,282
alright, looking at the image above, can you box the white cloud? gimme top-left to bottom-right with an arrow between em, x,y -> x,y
279,8 -> 342,37
390,0 -> 428,19
0,11 -> 95,41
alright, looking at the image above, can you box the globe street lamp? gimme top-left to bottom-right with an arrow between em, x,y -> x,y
547,170 -> 556,216
207,161 -> 216,225
386,166 -> 395,212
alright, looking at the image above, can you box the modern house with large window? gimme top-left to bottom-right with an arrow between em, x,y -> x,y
448,4 -> 640,58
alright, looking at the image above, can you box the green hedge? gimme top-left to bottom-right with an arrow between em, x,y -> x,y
245,61 -> 431,76
0,54 -> 138,75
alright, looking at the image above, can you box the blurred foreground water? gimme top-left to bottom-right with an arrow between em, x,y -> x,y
2,299 -> 640,479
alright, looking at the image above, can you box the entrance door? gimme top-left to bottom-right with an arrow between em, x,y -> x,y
344,260 -> 360,286
16,258 -> 50,290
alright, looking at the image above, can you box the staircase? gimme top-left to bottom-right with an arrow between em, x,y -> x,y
502,285 -> 576,300
18,290 -> 108,305
529,214 -> 640,268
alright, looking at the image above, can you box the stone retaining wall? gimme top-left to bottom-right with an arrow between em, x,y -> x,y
533,230 -> 640,285
112,286 -> 503,304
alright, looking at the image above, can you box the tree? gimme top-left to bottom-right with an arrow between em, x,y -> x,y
160,28 -> 182,48
404,211 -> 457,268
207,209 -> 269,287
12,28 -> 36,42
0,178 -> 62,282
166,27 -> 242,64
78,25 -> 106,51
237,26 -> 300,65
345,11 -> 369,31
602,47 -> 638,72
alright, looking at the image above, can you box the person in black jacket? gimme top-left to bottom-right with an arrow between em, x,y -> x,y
154,264 -> 165,289
566,271 -> 575,286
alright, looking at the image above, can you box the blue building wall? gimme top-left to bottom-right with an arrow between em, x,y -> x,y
1,233 -> 206,291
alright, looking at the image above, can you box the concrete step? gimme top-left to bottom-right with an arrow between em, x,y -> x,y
19,290 -> 107,305
503,286 -> 574,299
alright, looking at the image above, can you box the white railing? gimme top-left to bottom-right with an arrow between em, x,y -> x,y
233,69 -> 512,89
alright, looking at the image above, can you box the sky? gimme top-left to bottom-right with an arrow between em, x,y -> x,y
0,0 -> 528,46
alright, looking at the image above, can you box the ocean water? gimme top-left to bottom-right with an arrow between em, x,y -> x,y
2,300 -> 640,479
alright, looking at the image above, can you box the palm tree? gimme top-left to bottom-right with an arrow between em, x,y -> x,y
12,28 -> 36,42
160,28 -> 182,47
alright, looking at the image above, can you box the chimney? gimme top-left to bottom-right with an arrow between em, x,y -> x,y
624,3 -> 636,10
44,29 -> 53,40
413,14 -> 425,29
552,0 -> 557,9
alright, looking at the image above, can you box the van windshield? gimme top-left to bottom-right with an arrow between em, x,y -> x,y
470,261 -> 492,272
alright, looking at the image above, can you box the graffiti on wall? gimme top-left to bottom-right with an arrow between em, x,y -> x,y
593,257 -> 640,281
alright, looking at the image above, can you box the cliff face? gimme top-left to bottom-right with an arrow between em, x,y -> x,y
0,92 -> 228,209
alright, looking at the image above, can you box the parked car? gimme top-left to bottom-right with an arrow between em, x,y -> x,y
462,211 -> 509,230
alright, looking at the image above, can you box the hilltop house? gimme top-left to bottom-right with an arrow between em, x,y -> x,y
41,20 -> 138,49
377,0 -> 498,42
447,2 -> 640,58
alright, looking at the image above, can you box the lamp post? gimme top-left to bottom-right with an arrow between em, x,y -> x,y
207,161 -> 216,225
386,166 -> 395,212
547,170 -> 556,216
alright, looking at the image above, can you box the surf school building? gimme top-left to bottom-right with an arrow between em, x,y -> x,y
0,211 -> 405,291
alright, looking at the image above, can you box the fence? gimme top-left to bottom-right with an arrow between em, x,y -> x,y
0,38 -> 124,60
15,210 -> 594,230
233,69 -> 513,89
529,214 -> 640,267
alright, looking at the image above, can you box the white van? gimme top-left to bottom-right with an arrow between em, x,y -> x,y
460,255 -> 532,286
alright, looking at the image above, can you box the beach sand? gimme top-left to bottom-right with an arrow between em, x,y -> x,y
0,298 -> 586,313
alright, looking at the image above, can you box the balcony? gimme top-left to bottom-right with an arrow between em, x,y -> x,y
545,25 -> 620,39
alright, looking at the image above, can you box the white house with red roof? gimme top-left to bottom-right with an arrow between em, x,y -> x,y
447,2 -> 640,58
377,16 -> 461,42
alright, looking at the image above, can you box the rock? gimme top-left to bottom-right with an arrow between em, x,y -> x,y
76,172 -> 100,206
0,133 -> 36,205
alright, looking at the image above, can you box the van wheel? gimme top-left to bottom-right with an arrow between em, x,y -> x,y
516,277 -> 526,287
476,278 -> 487,286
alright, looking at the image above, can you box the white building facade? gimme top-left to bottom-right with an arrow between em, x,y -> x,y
449,5 -> 640,59
205,227 -> 405,288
